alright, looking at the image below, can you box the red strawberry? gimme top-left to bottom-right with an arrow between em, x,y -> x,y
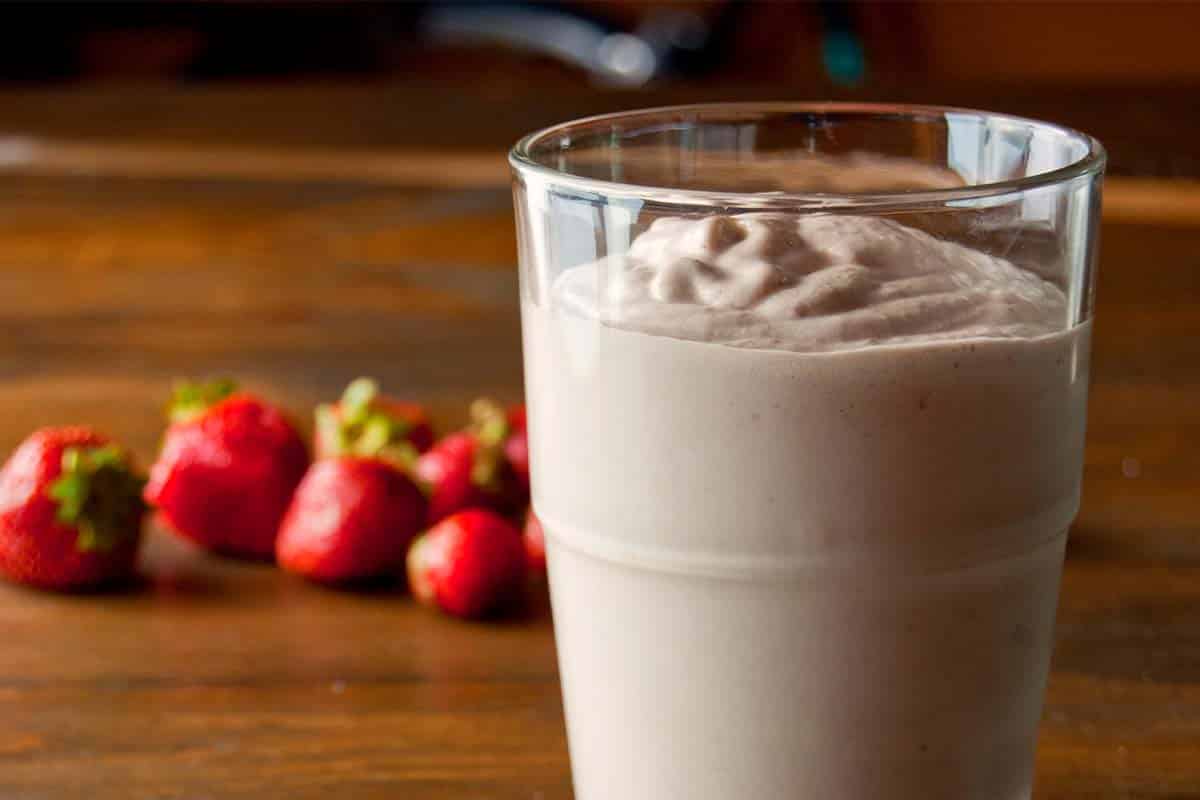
407,508 -> 526,619
415,399 -> 526,525
0,427 -> 145,590
314,378 -> 434,461
523,509 -> 546,574
277,457 -> 427,584
504,404 -> 529,491
144,380 -> 308,560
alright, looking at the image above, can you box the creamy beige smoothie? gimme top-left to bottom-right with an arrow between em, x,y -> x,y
522,213 -> 1090,800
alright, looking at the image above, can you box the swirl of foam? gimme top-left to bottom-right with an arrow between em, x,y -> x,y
557,214 -> 1068,352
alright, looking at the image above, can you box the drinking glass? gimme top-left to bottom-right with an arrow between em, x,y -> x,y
510,103 -> 1104,800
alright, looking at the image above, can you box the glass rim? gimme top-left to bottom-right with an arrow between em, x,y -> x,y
508,101 -> 1106,210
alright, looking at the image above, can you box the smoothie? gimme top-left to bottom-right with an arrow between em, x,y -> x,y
522,212 -> 1089,800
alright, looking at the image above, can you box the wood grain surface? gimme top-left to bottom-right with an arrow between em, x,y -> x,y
0,86 -> 1196,799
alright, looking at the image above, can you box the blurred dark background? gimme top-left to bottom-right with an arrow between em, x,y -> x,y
0,1 -> 1196,178
4,1 -> 1199,87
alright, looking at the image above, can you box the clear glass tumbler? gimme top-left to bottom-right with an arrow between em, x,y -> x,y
509,103 -> 1104,800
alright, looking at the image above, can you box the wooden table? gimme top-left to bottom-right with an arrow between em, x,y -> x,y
0,87 -> 1197,799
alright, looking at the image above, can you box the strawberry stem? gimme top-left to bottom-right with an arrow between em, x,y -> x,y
168,378 -> 237,424
468,399 -> 510,489
470,399 -> 509,448
319,378 -> 417,471
340,378 -> 378,424
47,445 -> 146,552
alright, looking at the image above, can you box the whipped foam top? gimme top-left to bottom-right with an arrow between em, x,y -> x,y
556,214 -> 1068,352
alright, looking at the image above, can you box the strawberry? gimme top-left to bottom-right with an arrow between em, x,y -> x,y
407,508 -> 526,619
523,508 -> 546,574
144,379 -> 309,560
0,427 -> 145,590
314,378 -> 434,461
503,404 -> 529,492
415,399 -> 526,525
276,456 -> 427,584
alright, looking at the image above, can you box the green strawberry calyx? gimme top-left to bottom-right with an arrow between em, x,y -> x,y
47,445 -> 146,552
468,398 -> 510,490
168,378 -> 237,424
317,378 -> 418,470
